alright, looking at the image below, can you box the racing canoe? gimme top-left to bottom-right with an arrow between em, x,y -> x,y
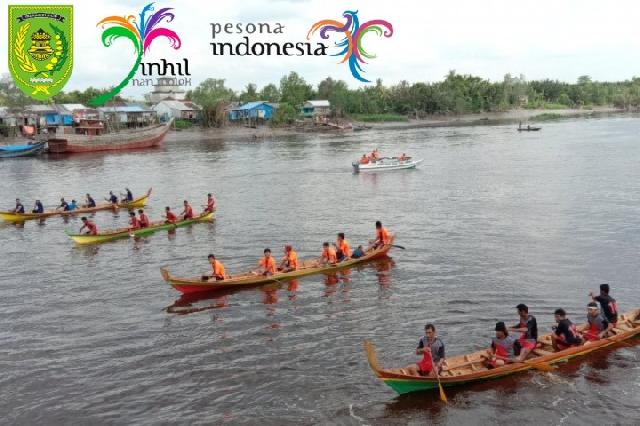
160,242 -> 393,294
0,188 -> 152,222
66,211 -> 214,245
365,308 -> 640,395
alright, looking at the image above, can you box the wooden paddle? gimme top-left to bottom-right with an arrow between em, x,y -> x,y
433,364 -> 448,403
392,244 -> 406,250
524,359 -> 554,372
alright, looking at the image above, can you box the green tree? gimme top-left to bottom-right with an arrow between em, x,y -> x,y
190,78 -> 235,127
279,72 -> 313,108
259,83 -> 280,102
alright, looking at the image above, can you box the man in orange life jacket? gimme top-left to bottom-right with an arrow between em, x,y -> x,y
320,242 -> 337,265
509,303 -> 538,361
128,211 -> 140,230
279,245 -> 298,272
255,248 -> 277,276
371,221 -> 392,249
206,254 -> 225,281
590,283 -> 618,327
485,321 -> 517,368
164,206 -> 177,224
583,302 -> 612,341
137,209 -> 150,228
204,193 -> 216,213
402,323 -> 446,377
551,308 -> 583,351
336,233 -> 351,261
360,154 -> 369,165
180,200 -> 194,220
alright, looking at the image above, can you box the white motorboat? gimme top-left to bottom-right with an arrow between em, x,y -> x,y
352,157 -> 423,173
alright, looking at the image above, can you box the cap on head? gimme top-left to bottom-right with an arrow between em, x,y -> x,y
516,303 -> 528,313
587,302 -> 598,309
600,283 -> 610,294
554,308 -> 567,317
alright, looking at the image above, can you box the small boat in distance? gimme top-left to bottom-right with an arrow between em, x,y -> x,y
353,157 -> 423,173
0,141 -> 47,158
517,122 -> 541,132
365,308 -> 640,395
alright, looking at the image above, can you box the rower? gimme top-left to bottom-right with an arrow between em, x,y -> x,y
371,221 -> 392,249
79,217 -> 98,235
13,198 -> 25,214
180,200 -> 194,220
590,284 -> 618,327
336,232 -> 352,261
57,197 -> 69,211
68,199 -> 78,211
32,200 -> 43,214
128,211 -> 140,230
398,153 -> 408,161
204,193 -> 216,213
255,248 -> 277,276
164,206 -> 177,224
402,324 -> 446,377
351,245 -> 365,259
137,209 -> 150,228
123,188 -> 134,202
551,308 -> 583,351
207,254 -> 226,281
360,154 -> 370,165
485,321 -> 517,368
320,242 -> 337,265
509,304 -> 538,362
583,302 -> 612,341
85,193 -> 96,208
279,245 -> 298,272
106,191 -> 118,205
371,148 -> 380,160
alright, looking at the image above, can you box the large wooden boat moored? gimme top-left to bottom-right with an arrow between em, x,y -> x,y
66,211 -> 214,245
160,241 -> 394,294
365,308 -> 640,395
47,119 -> 172,154
0,188 -> 152,222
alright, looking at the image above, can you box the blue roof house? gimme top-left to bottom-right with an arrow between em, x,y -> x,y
228,101 -> 275,121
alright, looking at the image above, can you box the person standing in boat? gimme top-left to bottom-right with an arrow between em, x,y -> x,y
320,242 -> 337,265
402,323 -> 446,377
279,245 -> 298,272
79,217 -> 98,235
106,191 -> 118,205
128,211 -> 140,230
180,200 -> 194,220
551,308 -> 583,351
85,194 -> 96,208
360,154 -> 369,165
509,304 -> 538,362
12,198 -> 25,214
137,209 -> 150,228
336,233 -> 352,261
485,322 -> 517,368
254,248 -> 277,276
583,302 -> 612,342
164,206 -> 177,224
56,197 -> 70,211
206,254 -> 226,281
32,199 -> 43,214
590,284 -> 618,327
203,193 -> 216,213
371,221 -> 392,250
122,188 -> 134,202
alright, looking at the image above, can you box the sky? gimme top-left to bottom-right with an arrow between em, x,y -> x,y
3,0 -> 640,99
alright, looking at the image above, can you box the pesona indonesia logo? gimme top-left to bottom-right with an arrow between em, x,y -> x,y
89,2 -> 183,106
307,10 -> 393,83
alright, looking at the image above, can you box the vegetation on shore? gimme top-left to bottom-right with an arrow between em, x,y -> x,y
531,113 -> 566,121
351,113 -> 408,122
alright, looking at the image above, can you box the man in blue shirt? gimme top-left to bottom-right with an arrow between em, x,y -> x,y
13,198 -> 25,214
57,197 -> 69,211
68,199 -> 78,211
32,200 -> 44,213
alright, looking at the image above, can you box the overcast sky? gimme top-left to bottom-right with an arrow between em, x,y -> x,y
3,0 -> 640,98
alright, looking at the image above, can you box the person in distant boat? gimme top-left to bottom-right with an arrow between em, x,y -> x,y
485,321 -> 517,368
551,308 -> 583,351
403,323 -> 446,377
85,193 -> 96,208
79,217 -> 98,235
164,206 -> 177,224
56,197 -> 69,211
371,221 -> 392,249
122,188 -> 133,202
279,245 -> 298,272
255,248 -> 277,276
68,199 -> 78,211
509,304 -> 538,362
32,199 -> 43,214
12,198 -> 25,214
203,193 -> 216,213
371,148 -> 380,160
106,191 -> 118,205
398,153 -> 408,161
582,302 -> 612,342
128,211 -> 140,230
590,284 -> 618,326
336,232 -> 351,261
137,209 -> 150,228
351,245 -> 365,259
320,242 -> 337,265
206,254 -> 225,281
360,154 -> 370,165
180,200 -> 194,220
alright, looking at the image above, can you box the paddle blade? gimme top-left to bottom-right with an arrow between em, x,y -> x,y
530,361 -> 553,372
438,383 -> 448,403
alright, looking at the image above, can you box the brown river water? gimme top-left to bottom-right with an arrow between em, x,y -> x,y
1,116 -> 639,425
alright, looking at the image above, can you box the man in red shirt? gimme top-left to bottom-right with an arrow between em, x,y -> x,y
204,193 -> 216,213
180,200 -> 194,220
79,217 -> 98,235
371,220 -> 392,249
128,211 -> 140,230
164,206 -> 177,224
137,209 -> 150,228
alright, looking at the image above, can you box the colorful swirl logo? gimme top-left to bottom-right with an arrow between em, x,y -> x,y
307,10 -> 393,83
89,2 -> 181,106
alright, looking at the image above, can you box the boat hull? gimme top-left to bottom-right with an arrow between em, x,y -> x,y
366,309 -> 640,395
0,189 -> 152,222
353,159 -> 423,173
0,141 -> 47,158
161,243 -> 393,294
66,212 -> 214,245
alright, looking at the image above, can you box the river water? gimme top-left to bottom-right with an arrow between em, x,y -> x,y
1,116 -> 639,425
